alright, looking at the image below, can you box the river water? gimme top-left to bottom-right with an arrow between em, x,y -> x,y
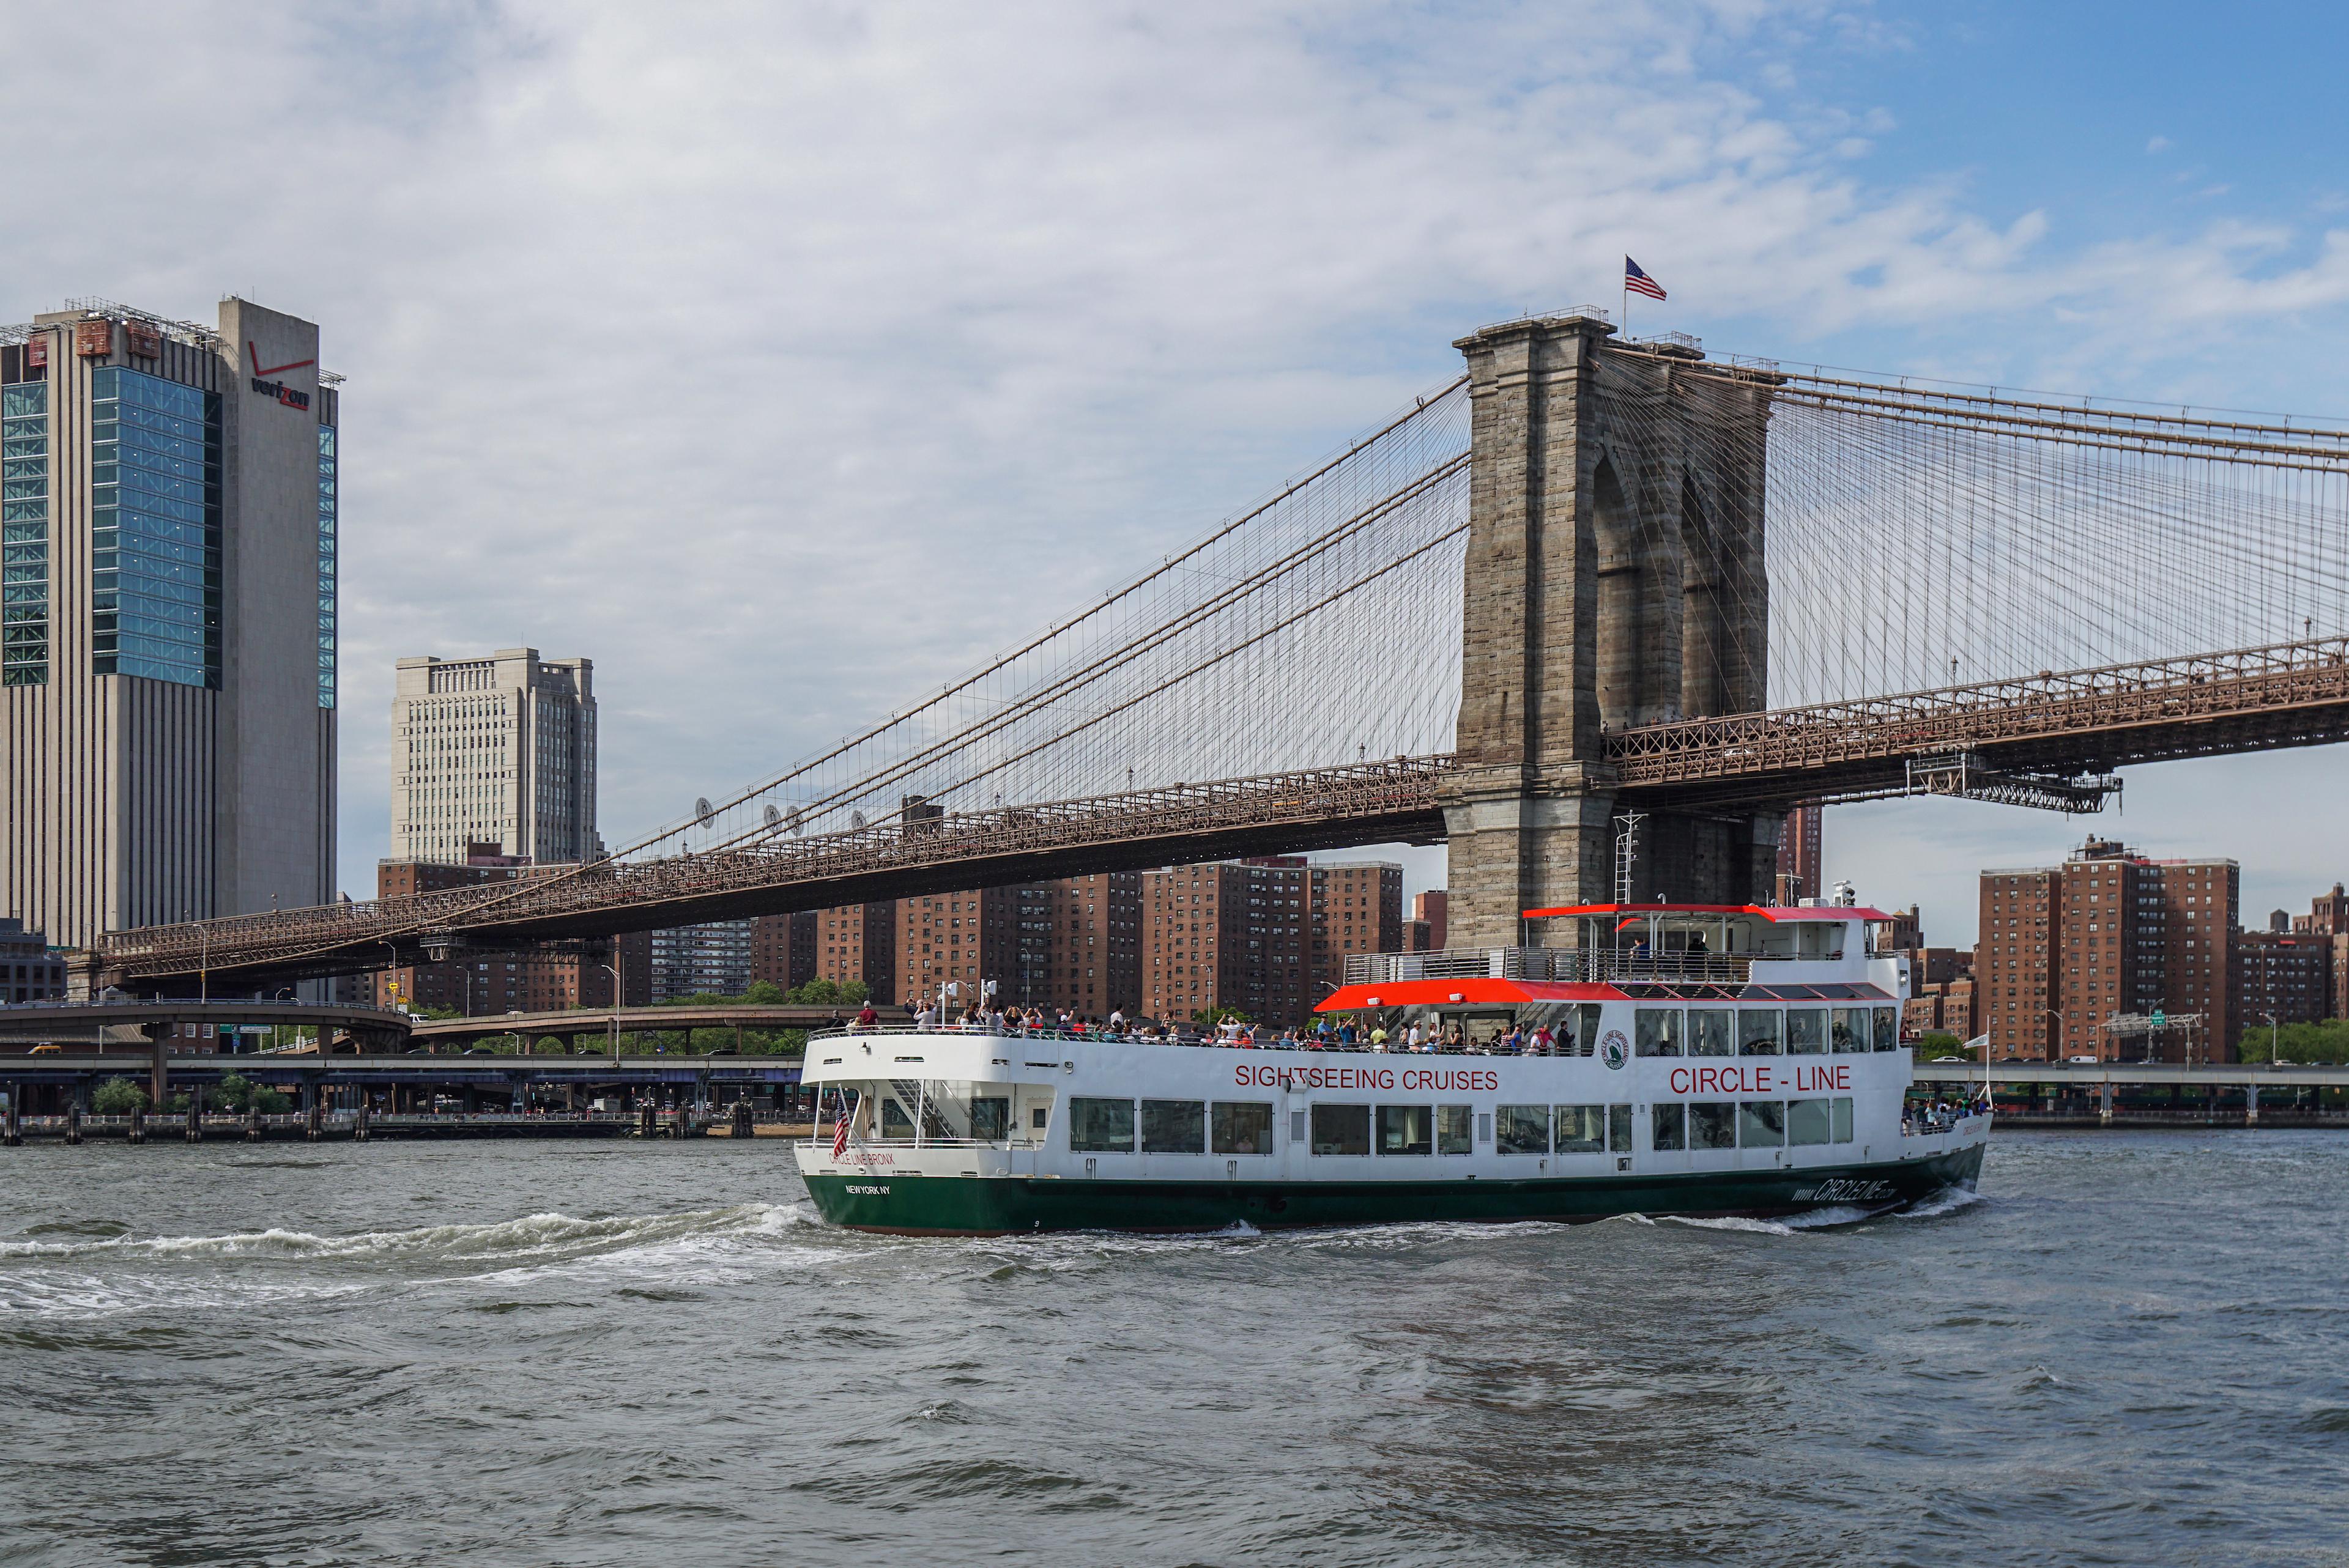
2,1131 -> 2344,1566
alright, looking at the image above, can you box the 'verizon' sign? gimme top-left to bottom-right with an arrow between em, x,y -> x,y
247,340 -> 314,410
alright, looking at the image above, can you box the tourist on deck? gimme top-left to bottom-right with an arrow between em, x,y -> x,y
853,1001 -> 878,1033
1529,1023 -> 1555,1056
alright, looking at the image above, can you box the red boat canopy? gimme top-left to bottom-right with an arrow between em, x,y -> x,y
1521,903 -> 1894,923
1315,979 -> 1625,1013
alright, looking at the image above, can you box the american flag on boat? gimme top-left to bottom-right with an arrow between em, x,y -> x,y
832,1100 -> 851,1159
1624,257 -> 1666,300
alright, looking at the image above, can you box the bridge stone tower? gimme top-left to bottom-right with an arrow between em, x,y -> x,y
1442,313 -> 1780,947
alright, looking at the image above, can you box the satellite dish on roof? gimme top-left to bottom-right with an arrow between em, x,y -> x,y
762,803 -> 782,829
694,797 -> 714,822
850,810 -> 867,830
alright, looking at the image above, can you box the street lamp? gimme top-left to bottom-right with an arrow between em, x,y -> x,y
601,963 -> 623,1059
2263,1010 -> 2282,1065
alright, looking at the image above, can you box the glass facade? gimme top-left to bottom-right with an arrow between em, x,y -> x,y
317,423 -> 336,708
90,366 -> 220,687
1,380 -> 50,686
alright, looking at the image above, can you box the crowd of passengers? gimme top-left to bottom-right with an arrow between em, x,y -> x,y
837,999 -> 1599,1054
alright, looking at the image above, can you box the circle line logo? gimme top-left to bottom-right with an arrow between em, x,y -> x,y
1600,1029 -> 1630,1070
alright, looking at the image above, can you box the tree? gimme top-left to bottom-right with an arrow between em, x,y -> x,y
2238,1019 -> 2349,1064
743,980 -> 786,1005
787,978 -> 869,1007
1913,1031 -> 1970,1059
92,1076 -> 146,1114
210,1074 -> 291,1114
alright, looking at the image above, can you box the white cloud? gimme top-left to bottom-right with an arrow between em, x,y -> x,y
4,0 -> 2345,930
2148,135 -> 2172,153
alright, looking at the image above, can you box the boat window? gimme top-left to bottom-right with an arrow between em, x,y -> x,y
1140,1099 -> 1206,1154
1212,1101 -> 1274,1155
1688,1102 -> 1738,1150
1787,1008 -> 1827,1054
1476,1112 -> 1492,1145
1873,1007 -> 1900,1051
1787,1098 -> 1830,1146
1438,1104 -> 1474,1155
1310,1103 -> 1370,1156
1069,1096 -> 1135,1153
1377,1105 -> 1433,1156
1832,1096 -> 1855,1143
1651,1103 -> 1687,1152
1739,1009 -> 1783,1056
1830,1008 -> 1866,1053
1030,1106 -> 1048,1131
1609,1103 -> 1633,1153
1635,1008 -> 1683,1057
1554,1104 -> 1605,1153
881,1098 -> 916,1137
1688,1008 -> 1733,1057
1739,1100 -> 1786,1148
1496,1104 -> 1551,1154
970,1096 -> 1009,1142
1566,1004 -> 1603,1056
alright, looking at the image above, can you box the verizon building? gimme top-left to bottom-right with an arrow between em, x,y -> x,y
0,297 -> 338,948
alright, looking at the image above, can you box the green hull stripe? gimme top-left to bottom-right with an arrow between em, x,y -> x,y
804,1147 -> 1985,1235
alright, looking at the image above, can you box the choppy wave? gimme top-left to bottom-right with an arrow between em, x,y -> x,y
2,1204 -> 804,1263
0,1203 -> 831,1318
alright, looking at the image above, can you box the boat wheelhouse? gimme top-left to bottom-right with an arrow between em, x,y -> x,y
796,901 -> 1988,1235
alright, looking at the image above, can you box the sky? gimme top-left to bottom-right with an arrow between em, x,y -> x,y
10,0 -> 2349,948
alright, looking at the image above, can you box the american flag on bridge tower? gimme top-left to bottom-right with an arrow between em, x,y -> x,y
1624,257 -> 1667,300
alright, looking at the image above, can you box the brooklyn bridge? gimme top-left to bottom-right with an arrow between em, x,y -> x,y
91,311 -> 2349,994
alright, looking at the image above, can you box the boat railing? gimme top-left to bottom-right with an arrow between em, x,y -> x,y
798,1133 -> 1047,1152
1343,947 -> 1797,986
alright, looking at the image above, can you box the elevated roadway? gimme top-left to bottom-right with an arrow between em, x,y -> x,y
411,1004 -> 857,1049
0,999 -> 411,1049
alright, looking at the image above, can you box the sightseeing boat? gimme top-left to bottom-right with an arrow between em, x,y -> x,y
795,901 -> 1989,1235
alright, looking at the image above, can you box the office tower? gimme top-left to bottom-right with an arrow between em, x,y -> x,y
1,297 -> 337,946
390,648 -> 596,865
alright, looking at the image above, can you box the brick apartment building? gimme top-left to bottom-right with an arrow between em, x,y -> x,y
895,873 -> 1141,1017
1978,838 -> 2240,1063
1141,857 -> 1401,1029
2238,926 -> 2332,1030
749,911 -> 816,993
374,849 -> 620,1015
1776,804 -> 1824,904
2290,884 -> 2349,1018
813,902 -> 896,996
